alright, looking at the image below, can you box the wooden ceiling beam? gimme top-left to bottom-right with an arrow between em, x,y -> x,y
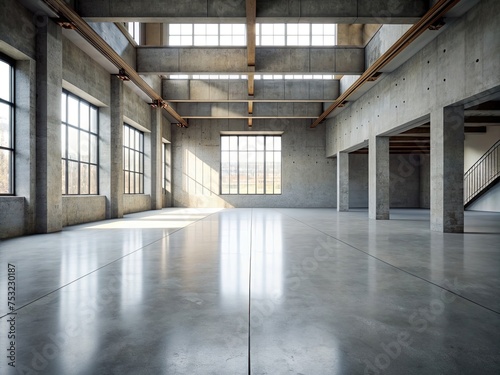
248,69 -> 255,97
246,0 -> 256,67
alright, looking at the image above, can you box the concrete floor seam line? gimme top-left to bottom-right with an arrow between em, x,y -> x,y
247,208 -> 253,375
0,209 -> 223,320
277,210 -> 500,317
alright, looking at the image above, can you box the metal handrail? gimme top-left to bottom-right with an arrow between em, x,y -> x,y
464,139 -> 500,205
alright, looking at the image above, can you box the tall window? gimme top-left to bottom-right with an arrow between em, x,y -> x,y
0,57 -> 14,195
221,135 -> 281,195
61,91 -> 99,195
123,124 -> 144,194
162,142 -> 171,194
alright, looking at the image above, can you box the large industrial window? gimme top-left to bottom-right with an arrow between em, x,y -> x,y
163,142 -> 171,194
221,135 -> 282,195
0,56 -> 14,195
61,91 -> 99,195
169,24 -> 246,46
169,23 -> 336,47
256,24 -> 336,46
123,124 -> 144,194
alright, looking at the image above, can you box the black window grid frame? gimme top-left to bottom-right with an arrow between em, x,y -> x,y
123,124 -> 145,194
61,90 -> 100,195
220,135 -> 282,195
0,53 -> 15,196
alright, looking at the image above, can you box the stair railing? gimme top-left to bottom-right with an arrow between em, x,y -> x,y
464,139 -> 500,206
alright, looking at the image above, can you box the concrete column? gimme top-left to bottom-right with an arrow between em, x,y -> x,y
35,18 -> 62,233
109,76 -> 124,218
369,136 -> 390,220
430,106 -> 464,232
150,108 -> 163,210
337,152 -> 349,211
16,60 -> 37,234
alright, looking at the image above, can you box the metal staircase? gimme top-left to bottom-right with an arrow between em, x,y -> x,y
464,139 -> 500,207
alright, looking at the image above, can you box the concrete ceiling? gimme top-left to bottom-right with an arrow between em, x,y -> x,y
350,100 -> 500,155
25,0 -> 483,127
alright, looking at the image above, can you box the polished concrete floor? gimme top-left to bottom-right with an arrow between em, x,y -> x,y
0,208 -> 499,374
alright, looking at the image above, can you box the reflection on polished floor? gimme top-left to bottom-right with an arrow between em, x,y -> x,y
0,208 -> 499,374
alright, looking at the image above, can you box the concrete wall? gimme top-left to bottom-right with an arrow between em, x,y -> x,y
138,47 -> 364,75
464,126 -> 500,172
88,22 -> 136,70
468,181 -> 500,212
256,48 -> 364,74
337,24 -> 381,47
0,2 -> 37,237
123,86 -> 151,129
365,24 -> 412,69
62,196 -> 107,226
419,154 -> 431,209
0,2 -> 169,238
349,154 -> 368,208
0,0 -> 36,59
172,119 -> 335,208
62,38 -> 111,105
124,194 -> 152,214
463,126 -> 500,213
0,198 -> 25,239
390,154 -> 421,208
347,154 -> 426,208
326,0 -> 500,156
163,79 -> 339,101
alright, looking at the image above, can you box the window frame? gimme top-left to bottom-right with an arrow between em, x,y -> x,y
123,124 -> 145,194
61,90 -> 100,196
125,22 -> 141,45
0,54 -> 15,196
169,23 -> 247,47
256,23 -> 337,47
162,142 -> 171,194
168,23 -> 337,47
220,135 -> 282,195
